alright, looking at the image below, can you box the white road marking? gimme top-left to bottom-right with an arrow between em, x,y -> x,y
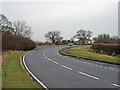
77,71 -> 99,80
110,68 -> 115,71
52,61 -> 59,65
42,52 -> 45,57
117,70 -> 120,72
23,53 -> 48,90
112,84 -> 120,87
48,58 -> 52,61
44,49 -> 119,87
104,67 -> 108,69
75,59 -> 118,71
43,51 -> 59,65
57,51 -> 63,56
61,65 -> 72,70
95,65 -> 98,67
43,51 -> 48,59
91,63 -> 94,65
99,66 -> 103,68
108,67 -> 113,69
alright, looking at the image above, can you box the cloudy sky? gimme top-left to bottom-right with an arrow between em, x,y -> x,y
1,0 -> 118,42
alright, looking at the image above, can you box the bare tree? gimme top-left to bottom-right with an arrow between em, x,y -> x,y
55,35 -> 63,44
74,29 -> 92,44
97,34 -> 110,43
111,36 -> 118,40
0,14 -> 13,33
12,20 -> 32,38
45,31 -> 63,44
70,37 -> 75,43
75,29 -> 92,40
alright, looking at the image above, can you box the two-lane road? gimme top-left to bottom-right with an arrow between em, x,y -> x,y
23,46 -> 119,88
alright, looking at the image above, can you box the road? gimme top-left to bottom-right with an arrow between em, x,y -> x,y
23,46 -> 120,89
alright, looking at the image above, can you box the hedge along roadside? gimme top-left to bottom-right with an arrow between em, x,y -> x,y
59,45 -> 120,65
91,43 -> 120,56
2,33 -> 36,51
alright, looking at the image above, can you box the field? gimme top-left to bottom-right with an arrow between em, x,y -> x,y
59,45 -> 120,64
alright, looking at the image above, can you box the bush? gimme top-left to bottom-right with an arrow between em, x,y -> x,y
91,43 -> 120,56
2,33 -> 36,51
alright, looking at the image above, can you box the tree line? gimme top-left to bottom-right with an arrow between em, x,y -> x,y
44,29 -> 93,45
44,29 -> 118,45
0,14 -> 36,51
1,14 -> 118,49
0,14 -> 32,38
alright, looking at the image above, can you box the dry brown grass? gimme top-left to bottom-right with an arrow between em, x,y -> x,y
2,45 -> 65,63
94,43 -> 119,46
2,50 -> 21,63
36,45 -> 66,49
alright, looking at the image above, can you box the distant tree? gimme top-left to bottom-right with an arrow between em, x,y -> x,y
62,40 -> 67,45
45,31 -> 63,44
111,36 -> 118,40
55,35 -> 63,44
74,29 -> 92,44
70,37 -> 75,43
62,39 -> 72,45
0,14 -> 13,34
75,29 -> 92,40
97,34 -> 110,43
12,20 -> 32,38
67,40 -> 71,43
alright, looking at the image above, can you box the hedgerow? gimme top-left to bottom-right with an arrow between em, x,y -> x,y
2,33 -> 36,51
91,43 -> 120,56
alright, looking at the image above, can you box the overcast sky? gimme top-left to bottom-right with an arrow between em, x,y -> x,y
1,0 -> 118,42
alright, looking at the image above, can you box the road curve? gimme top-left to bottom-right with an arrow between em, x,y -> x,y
23,46 -> 119,88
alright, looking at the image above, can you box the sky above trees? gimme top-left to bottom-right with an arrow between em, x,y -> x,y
1,0 -> 118,42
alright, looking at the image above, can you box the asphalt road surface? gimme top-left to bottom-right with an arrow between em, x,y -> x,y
24,46 -> 120,89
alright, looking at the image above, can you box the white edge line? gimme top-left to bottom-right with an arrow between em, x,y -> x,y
77,71 -> 99,80
23,53 -> 48,90
57,51 -> 64,56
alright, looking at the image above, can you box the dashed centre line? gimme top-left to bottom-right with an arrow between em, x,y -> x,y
104,67 -> 108,69
73,59 -> 118,72
95,65 -> 98,66
112,84 -> 120,87
61,65 -> 72,70
42,50 -> 119,88
52,61 -> 59,65
99,66 -> 103,68
77,71 -> 99,80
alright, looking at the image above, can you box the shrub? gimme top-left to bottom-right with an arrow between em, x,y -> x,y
2,33 -> 36,51
91,43 -> 120,56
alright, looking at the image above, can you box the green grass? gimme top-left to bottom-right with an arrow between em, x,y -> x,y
2,51 -> 39,88
59,45 -> 120,64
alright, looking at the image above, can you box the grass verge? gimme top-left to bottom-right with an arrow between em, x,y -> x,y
59,45 -> 120,64
2,51 -> 39,88
2,45 -> 65,88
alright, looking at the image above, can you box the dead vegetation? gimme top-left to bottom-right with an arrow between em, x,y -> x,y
2,50 -> 21,63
